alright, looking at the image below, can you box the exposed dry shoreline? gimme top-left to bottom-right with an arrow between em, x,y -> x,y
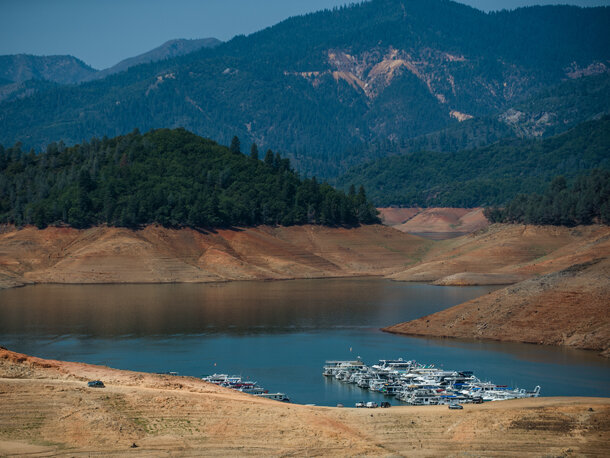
385,224 -> 610,356
1,223 -> 608,355
0,224 -> 431,289
378,207 -> 489,239
1,348 -> 608,456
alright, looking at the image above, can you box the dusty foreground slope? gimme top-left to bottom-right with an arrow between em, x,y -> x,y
0,224 -> 430,289
1,349 -> 609,457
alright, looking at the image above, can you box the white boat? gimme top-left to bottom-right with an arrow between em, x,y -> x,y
257,392 -> 290,402
323,357 -> 541,405
202,373 -> 229,384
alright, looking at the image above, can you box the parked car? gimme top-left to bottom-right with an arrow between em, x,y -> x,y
87,380 -> 105,388
365,401 -> 379,408
355,402 -> 365,408
448,403 -> 463,410
380,401 -> 391,408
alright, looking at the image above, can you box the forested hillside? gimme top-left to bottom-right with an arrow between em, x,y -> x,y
84,38 -> 222,81
0,0 -> 608,178
0,129 -> 378,229
0,54 -> 96,84
338,73 -> 610,166
485,170 -> 610,226
337,116 -> 610,207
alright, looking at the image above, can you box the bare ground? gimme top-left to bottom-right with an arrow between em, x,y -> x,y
378,207 -> 489,239
1,348 -> 608,457
390,224 -> 610,284
385,225 -> 610,355
0,224 -> 431,288
386,248 -> 610,355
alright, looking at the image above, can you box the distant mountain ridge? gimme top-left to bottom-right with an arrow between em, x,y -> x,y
0,0 -> 609,178
0,54 -> 96,84
0,38 -> 221,85
84,38 -> 222,81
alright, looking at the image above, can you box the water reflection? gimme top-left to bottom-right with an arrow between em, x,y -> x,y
1,279 -> 608,403
0,280 -> 496,337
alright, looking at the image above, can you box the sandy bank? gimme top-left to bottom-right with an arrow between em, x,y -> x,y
1,348 -> 608,456
0,224 -> 431,289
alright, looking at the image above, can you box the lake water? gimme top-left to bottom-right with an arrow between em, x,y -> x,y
1,279 -> 609,406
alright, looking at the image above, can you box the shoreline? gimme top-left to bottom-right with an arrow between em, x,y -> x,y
1,347 -> 608,455
2,223 -> 608,356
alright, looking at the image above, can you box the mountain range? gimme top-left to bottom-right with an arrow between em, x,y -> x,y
0,0 -> 608,186
0,38 -> 221,102
333,72 -> 610,174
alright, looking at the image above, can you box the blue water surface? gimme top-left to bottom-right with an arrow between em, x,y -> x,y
1,279 -> 608,406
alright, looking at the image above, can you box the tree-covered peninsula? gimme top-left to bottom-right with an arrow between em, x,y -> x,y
0,128 -> 378,229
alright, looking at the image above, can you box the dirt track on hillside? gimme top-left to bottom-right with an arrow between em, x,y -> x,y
1,348 -> 608,456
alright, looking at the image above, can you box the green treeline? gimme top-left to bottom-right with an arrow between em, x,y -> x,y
485,170 -> 610,226
0,129 -> 378,229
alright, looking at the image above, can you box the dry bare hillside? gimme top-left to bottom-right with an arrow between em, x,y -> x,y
386,257 -> 610,355
1,348 -> 608,456
0,224 -> 430,288
385,224 -> 610,355
378,207 -> 489,239
390,224 -> 610,285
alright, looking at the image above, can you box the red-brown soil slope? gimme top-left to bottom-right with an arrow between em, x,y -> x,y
1,348 -> 608,456
0,225 -> 431,288
385,257 -> 610,356
377,207 -> 422,226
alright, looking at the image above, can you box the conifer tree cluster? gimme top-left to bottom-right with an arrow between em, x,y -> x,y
0,129 -> 379,229
484,170 -> 610,226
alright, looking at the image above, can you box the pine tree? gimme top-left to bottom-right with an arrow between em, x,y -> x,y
230,136 -> 241,154
264,149 -> 274,166
250,143 -> 259,161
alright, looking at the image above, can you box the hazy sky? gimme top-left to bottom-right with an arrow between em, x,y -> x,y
1,0 -> 608,69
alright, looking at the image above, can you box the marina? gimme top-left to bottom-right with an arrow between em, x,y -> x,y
324,358 -> 541,405
202,373 -> 290,402
1,280 -> 608,407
